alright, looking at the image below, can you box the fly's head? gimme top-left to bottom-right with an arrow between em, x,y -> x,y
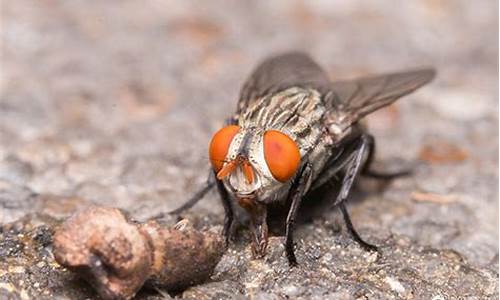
208,125 -> 301,201
208,124 -> 301,257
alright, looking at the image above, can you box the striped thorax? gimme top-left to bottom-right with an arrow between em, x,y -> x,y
219,87 -> 330,202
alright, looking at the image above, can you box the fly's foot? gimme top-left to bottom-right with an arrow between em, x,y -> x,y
251,241 -> 268,259
358,240 -> 379,253
350,231 -> 380,254
222,227 -> 233,248
250,234 -> 268,259
284,235 -> 298,266
250,223 -> 268,259
286,249 -> 298,267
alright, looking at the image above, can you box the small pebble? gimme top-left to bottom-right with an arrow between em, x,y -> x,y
384,276 -> 405,294
282,284 -> 301,297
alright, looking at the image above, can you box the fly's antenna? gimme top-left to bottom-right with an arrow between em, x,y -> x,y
217,160 -> 238,180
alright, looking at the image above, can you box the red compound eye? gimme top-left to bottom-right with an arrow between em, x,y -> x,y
209,125 -> 240,172
263,130 -> 301,182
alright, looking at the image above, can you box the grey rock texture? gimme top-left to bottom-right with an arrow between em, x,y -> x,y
0,0 -> 498,299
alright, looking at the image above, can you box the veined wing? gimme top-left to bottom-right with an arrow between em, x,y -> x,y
327,68 -> 436,124
237,52 -> 330,114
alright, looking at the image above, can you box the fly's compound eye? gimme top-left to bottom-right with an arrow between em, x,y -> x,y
209,125 -> 240,172
263,130 -> 301,182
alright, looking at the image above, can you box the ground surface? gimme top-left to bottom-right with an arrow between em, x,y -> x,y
0,1 -> 498,299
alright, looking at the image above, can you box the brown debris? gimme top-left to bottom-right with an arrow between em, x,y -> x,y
52,206 -> 225,300
418,142 -> 469,164
411,191 -> 458,204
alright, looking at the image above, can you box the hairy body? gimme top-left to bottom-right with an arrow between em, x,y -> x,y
172,52 -> 435,265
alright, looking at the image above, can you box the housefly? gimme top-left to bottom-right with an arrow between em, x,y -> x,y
171,52 -> 435,265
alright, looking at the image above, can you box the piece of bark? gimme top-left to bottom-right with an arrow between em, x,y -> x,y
52,206 -> 225,300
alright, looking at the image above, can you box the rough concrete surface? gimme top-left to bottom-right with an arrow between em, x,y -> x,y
0,1 -> 498,299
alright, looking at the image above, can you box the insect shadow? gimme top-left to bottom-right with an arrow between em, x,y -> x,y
235,170 -> 400,243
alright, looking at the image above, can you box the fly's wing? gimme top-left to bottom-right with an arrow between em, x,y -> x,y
237,52 -> 331,114
328,68 -> 436,125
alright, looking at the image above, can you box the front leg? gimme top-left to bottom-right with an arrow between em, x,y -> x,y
214,171 -> 234,245
284,162 -> 313,266
219,115 -> 238,243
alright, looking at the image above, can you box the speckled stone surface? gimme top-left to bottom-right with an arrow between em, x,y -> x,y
0,1 -> 498,299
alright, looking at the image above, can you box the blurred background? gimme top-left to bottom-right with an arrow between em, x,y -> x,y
1,0 -> 498,279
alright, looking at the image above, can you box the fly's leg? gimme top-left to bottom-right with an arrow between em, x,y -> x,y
308,133 -> 377,251
334,134 -> 378,251
284,163 -> 312,266
167,170 -> 216,215
214,170 -> 234,245
339,202 -> 377,251
247,201 -> 269,259
362,134 -> 411,179
217,116 -> 239,244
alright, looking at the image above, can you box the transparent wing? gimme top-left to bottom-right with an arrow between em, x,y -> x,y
328,68 -> 436,123
237,52 -> 330,113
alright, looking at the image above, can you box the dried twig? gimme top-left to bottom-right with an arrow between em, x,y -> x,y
53,206 -> 225,300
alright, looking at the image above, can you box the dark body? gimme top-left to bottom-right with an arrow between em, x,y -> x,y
173,52 -> 435,265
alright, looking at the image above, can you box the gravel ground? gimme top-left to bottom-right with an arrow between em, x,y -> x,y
0,1 -> 498,299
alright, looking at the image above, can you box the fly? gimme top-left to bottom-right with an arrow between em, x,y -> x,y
170,52 -> 436,266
